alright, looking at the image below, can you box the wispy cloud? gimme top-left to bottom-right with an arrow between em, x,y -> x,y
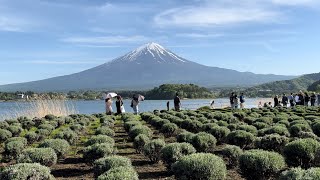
271,0 -> 319,6
0,15 -> 30,32
62,35 -> 149,45
154,1 -> 281,28
24,60 -> 106,65
176,33 -> 224,38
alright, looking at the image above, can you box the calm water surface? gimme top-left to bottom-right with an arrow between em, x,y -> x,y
0,98 -> 270,120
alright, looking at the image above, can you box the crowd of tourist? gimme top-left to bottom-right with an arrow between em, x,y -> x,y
260,91 -> 320,108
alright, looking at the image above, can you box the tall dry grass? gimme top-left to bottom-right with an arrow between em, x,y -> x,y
1,100 -> 78,120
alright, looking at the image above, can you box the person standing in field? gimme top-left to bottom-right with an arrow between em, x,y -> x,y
167,101 -> 170,111
298,91 -> 304,106
105,98 -> 113,115
115,95 -> 124,115
174,93 -> 181,111
234,94 -> 239,109
304,92 -> 310,106
289,93 -> 295,107
131,96 -> 139,115
240,93 -> 245,109
210,100 -> 215,109
318,93 -> 320,106
294,93 -> 300,105
274,95 -> 279,107
282,93 -> 288,107
311,92 -> 316,106
230,92 -> 235,109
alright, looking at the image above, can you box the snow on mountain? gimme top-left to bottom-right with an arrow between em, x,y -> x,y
113,42 -> 186,64
0,42 -> 296,92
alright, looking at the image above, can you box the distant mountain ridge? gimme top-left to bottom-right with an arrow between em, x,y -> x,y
0,42 -> 295,92
245,72 -> 320,96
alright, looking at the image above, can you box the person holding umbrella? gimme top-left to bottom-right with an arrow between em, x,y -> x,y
104,92 -> 117,115
105,98 -> 113,115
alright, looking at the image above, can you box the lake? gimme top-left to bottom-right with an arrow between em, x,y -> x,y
0,98 -> 272,120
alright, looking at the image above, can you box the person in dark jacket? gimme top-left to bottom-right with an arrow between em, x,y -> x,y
230,92 -> 235,109
115,95 -> 124,115
274,95 -> 279,107
289,93 -> 295,107
174,93 -> 181,111
304,92 -> 310,106
298,91 -> 304,106
282,93 -> 288,107
311,92 -> 316,106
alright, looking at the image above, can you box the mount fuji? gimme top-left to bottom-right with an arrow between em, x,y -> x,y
0,42 -> 295,92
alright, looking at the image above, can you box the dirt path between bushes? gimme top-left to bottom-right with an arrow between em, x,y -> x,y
113,121 -> 175,180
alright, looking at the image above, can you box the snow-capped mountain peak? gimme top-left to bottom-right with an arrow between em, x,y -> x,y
116,42 -> 186,64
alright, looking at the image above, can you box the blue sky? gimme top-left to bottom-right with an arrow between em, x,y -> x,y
1,0 -> 320,85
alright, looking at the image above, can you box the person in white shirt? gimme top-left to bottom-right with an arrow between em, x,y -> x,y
105,98 -> 113,115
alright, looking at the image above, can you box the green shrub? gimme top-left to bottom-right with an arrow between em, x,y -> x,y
96,127 -> 115,137
177,131 -> 195,143
45,114 -> 56,120
227,130 -> 255,148
5,140 -> 26,159
7,125 -> 22,137
181,119 -> 203,133
17,148 -> 57,167
21,120 -> 35,130
312,122 -> 320,136
97,166 -> 139,180
85,135 -> 115,147
221,145 -> 243,167
0,121 -> 9,129
260,126 -> 290,137
252,122 -> 269,130
209,126 -> 230,143
298,131 -> 319,139
83,143 -> 114,163
239,149 -> 286,179
70,124 -> 84,133
5,119 -> 19,125
254,117 -> 273,125
0,128 -> 12,143
54,129 -> 78,145
143,139 -> 166,163
128,125 -> 152,140
279,167 -> 320,180
6,137 -> 27,146
36,129 -> 51,140
0,163 -> 54,180
133,134 -> 150,153
257,134 -> 289,152
39,139 -> 70,158
93,155 -> 132,177
38,124 -> 55,132
172,153 -> 226,180
192,132 -> 216,152
24,132 -> 39,144
238,125 -> 258,135
289,124 -> 312,137
160,142 -> 196,169
124,121 -> 141,132
284,138 -> 320,168
160,123 -> 178,137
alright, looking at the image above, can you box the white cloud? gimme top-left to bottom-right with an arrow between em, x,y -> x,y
0,15 -> 29,32
176,33 -> 224,38
271,0 -> 319,6
154,1 -> 281,27
62,35 -> 149,45
24,60 -> 104,65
